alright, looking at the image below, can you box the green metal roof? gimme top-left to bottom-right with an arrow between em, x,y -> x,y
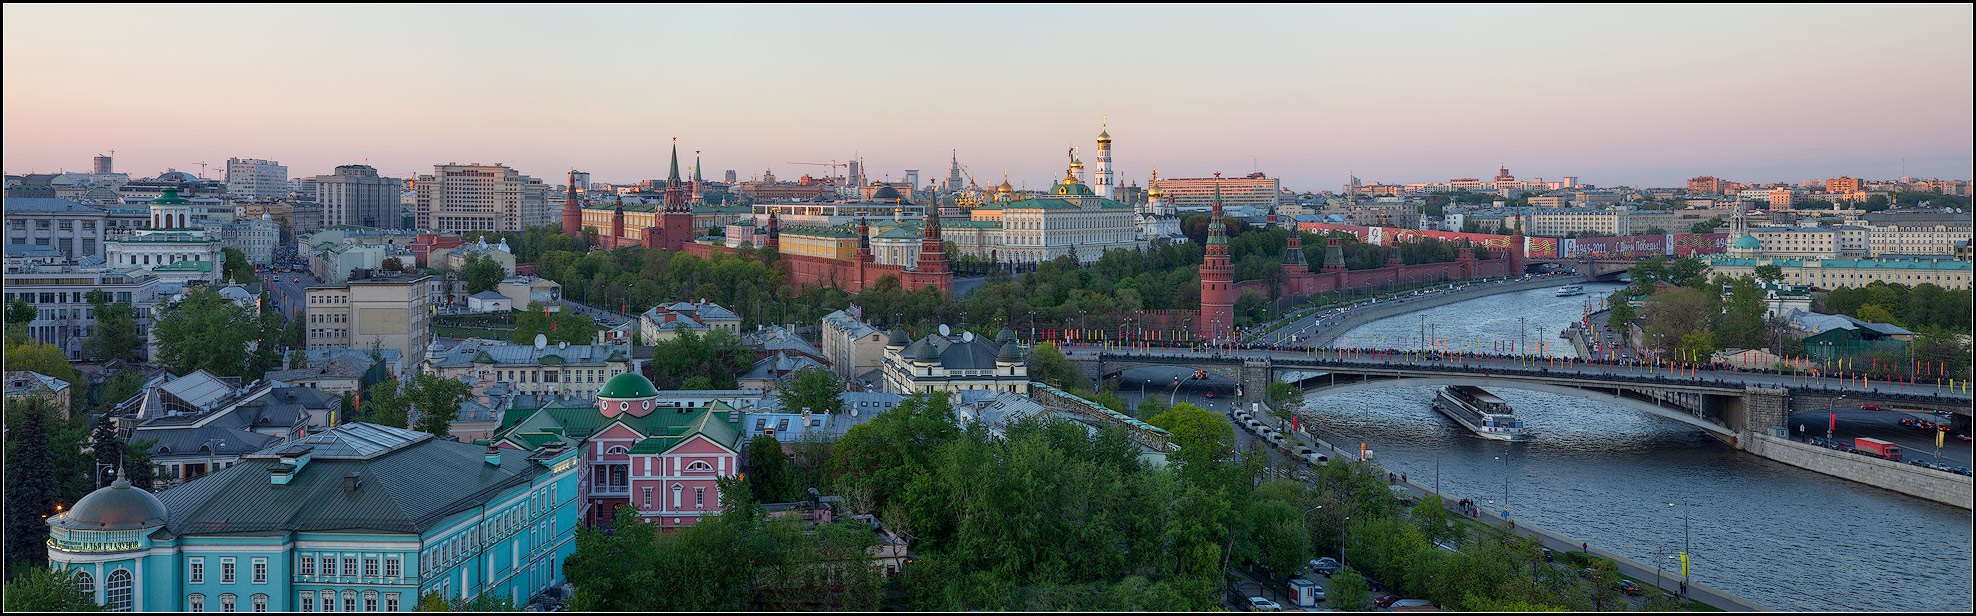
496,402 -> 742,454
152,187 -> 189,205
598,372 -> 659,399
152,260 -> 215,272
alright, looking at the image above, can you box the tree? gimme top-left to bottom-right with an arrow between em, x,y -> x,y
3,397 -> 59,571
462,254 -> 505,294
1026,342 -> 1082,390
746,434 -> 793,503
1605,290 -> 1637,329
1753,263 -> 1784,283
1642,286 -> 1711,357
221,247 -> 257,284
1711,276 -> 1765,350
5,297 -> 34,326
408,374 -> 473,437
777,367 -> 844,415
123,439 -> 157,491
1134,397 -> 1167,419
2,338 -> 83,395
361,379 -> 410,428
90,417 -> 122,489
1328,565 -> 1373,611
642,329 -> 753,390
1147,402 -> 1234,462
381,256 -> 405,273
96,370 -> 148,413
1855,303 -> 1898,326
82,301 -> 141,362
512,302 -> 597,346
1,566 -> 102,611
152,288 -> 259,377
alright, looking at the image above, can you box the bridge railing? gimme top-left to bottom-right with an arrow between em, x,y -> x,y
1090,349 -> 1971,402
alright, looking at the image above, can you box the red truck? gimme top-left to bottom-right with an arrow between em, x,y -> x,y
1854,437 -> 1903,462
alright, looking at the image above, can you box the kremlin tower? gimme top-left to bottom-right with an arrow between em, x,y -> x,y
658,139 -> 695,251
561,169 -> 584,236
1199,173 -> 1235,341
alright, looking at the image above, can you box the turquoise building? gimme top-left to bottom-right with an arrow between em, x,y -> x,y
45,422 -> 580,612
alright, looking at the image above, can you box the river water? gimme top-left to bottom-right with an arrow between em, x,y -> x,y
1307,282 -> 1973,612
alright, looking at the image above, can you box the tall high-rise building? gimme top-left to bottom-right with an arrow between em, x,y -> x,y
570,171 -> 592,191
1094,121 -> 1115,199
93,154 -> 113,174
414,163 -> 549,232
904,170 -> 920,194
225,158 -> 289,201
1158,173 -> 1281,210
946,151 -> 965,191
316,165 -> 404,229
724,170 -> 738,183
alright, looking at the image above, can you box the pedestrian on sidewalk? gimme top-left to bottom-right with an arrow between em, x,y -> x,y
1400,472 -> 1406,483
1581,542 -> 1588,553
1679,580 -> 1687,596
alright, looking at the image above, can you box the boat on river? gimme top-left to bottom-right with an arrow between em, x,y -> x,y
1555,285 -> 1585,297
1434,385 -> 1531,441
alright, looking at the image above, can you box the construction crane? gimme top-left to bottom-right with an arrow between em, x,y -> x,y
193,161 -> 213,179
787,161 -> 848,178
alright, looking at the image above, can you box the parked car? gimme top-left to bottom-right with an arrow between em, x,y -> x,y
1615,579 -> 1644,596
1372,594 -> 1404,608
1246,596 -> 1282,612
1307,557 -> 1340,575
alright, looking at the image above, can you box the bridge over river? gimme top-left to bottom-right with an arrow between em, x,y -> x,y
1073,346 -> 1966,425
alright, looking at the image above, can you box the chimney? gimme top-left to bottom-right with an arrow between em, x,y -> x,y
343,473 -> 361,492
484,445 -> 502,466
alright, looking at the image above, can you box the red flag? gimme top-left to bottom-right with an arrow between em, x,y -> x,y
1829,413 -> 1837,433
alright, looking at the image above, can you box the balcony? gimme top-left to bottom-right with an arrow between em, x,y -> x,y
590,484 -> 629,497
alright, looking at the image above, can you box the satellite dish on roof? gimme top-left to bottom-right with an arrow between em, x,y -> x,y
938,324 -> 951,337
962,331 -> 974,342
534,334 -> 548,350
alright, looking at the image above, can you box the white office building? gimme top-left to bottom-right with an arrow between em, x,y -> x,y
225,158 -> 289,201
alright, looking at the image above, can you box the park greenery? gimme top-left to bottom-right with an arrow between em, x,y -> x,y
460,254 -> 507,294
0,566 -> 101,611
642,328 -> 754,390
151,287 -> 289,382
776,367 -> 846,415
563,392 -> 1677,611
511,301 -> 597,346
357,374 -> 473,435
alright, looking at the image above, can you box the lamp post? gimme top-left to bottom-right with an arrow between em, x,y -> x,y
1495,454 -> 1511,520
1670,497 -> 1690,597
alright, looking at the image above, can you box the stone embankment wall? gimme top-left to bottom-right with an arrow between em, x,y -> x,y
1743,432 -> 1972,509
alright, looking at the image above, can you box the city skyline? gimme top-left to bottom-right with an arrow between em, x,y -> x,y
4,4 -> 1971,190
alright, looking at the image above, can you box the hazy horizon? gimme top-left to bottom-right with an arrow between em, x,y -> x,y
4,4 -> 1970,191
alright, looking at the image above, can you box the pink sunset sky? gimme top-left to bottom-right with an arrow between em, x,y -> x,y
4,4 -> 1970,191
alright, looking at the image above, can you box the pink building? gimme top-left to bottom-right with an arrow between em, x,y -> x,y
492,372 -> 742,530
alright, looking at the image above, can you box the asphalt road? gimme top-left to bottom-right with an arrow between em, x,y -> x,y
267,268 -> 318,321
1786,407 -> 1973,468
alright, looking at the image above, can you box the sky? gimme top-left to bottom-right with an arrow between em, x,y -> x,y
4,4 -> 1971,191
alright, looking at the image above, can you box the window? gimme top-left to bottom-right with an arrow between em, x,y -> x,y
363,556 -> 378,578
191,593 -> 207,612
253,559 -> 267,583
695,487 -> 705,508
385,594 -> 399,612
301,555 -> 315,576
220,593 -> 236,612
363,591 -> 378,612
322,556 -> 337,578
341,590 -> 356,613
252,594 -> 267,612
685,461 -> 712,471
384,556 -> 401,578
301,592 -> 314,612
73,569 -> 95,598
320,590 -> 336,612
190,558 -> 206,583
221,558 -> 236,583
342,555 -> 357,577
106,570 -> 133,612
642,486 -> 653,508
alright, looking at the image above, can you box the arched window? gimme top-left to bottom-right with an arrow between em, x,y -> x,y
219,593 -> 236,612
319,590 -> 335,612
105,570 -> 133,612
190,593 -> 206,612
251,594 -> 267,613
341,590 -> 356,613
685,461 -> 712,471
72,570 -> 94,601
606,445 -> 628,455
362,591 -> 378,612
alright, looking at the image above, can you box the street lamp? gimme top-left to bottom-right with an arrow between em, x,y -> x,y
1670,497 -> 1690,597
1494,454 -> 1511,520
